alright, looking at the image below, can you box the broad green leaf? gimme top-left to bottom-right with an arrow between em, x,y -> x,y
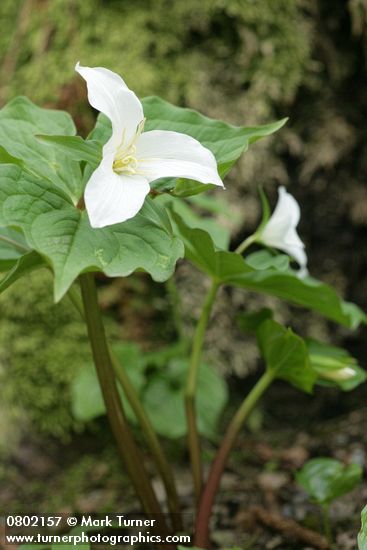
72,367 -> 106,422
358,505 -> 367,549
173,214 -> 367,328
143,96 -> 287,177
89,97 -> 286,197
296,458 -> 362,506
143,359 -> 228,439
0,144 -> 25,168
0,96 -> 82,202
0,251 -> 45,294
0,226 -> 30,270
71,344 -> 146,423
237,308 -> 274,333
307,339 -> 367,391
230,270 -> 366,329
159,194 -> 232,249
141,341 -> 187,369
257,319 -> 316,392
36,135 -> 102,165
171,211 -> 248,278
0,165 -> 183,301
245,250 -> 290,271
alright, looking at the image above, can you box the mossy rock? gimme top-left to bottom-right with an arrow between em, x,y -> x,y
0,269 -> 92,446
0,0 -> 310,123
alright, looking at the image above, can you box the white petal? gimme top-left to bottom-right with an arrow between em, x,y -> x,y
75,63 -> 144,152
135,130 -> 224,187
84,154 -> 150,228
260,186 -> 307,270
281,240 -> 307,270
261,186 -> 300,245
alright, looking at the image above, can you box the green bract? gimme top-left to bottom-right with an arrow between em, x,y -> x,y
296,458 -> 363,506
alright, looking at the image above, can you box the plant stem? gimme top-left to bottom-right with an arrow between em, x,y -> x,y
79,273 -> 167,525
235,233 -> 257,255
68,283 -> 182,530
322,504 -> 332,544
166,276 -> 184,342
185,280 -> 219,503
194,370 -> 274,548
111,354 -> 183,531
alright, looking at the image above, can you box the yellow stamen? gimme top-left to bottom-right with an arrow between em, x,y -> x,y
113,119 -> 146,175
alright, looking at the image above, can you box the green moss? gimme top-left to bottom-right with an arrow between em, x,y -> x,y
0,0 -> 310,124
0,269 -> 92,442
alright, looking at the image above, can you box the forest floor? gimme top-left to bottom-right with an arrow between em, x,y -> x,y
1,381 -> 366,550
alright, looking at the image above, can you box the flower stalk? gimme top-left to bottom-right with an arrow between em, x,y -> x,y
194,369 -> 275,548
79,273 -> 169,532
185,280 -> 219,503
69,282 -> 182,531
111,354 -> 183,531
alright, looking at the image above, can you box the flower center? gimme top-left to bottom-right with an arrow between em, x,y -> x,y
113,119 -> 145,175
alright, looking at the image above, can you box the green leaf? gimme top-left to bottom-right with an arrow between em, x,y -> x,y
231,270 -> 367,329
36,135 -> 102,165
0,165 -> 183,301
245,250 -> 290,271
71,367 -> 105,422
0,226 -> 30,270
296,458 -> 362,506
0,251 -> 45,294
237,308 -> 274,333
72,344 -> 148,424
257,319 -> 316,392
358,505 -> 367,549
307,339 -> 367,391
0,96 -> 82,202
90,98 -> 286,197
143,358 -> 228,439
159,194 -> 232,249
173,214 -> 367,328
143,96 -> 287,177
0,144 -> 25,168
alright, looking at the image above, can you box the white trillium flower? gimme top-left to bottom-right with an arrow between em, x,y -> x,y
75,63 -> 224,228
320,367 -> 356,382
259,186 -> 307,274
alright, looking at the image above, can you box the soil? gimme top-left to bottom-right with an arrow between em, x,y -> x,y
1,381 -> 366,550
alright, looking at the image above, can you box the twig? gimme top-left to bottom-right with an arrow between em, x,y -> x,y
251,506 -> 330,549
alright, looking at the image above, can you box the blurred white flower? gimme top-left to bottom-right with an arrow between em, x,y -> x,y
260,186 -> 307,275
320,367 -> 356,382
76,63 -> 223,228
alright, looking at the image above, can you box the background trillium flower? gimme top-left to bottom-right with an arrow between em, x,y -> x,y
259,186 -> 308,275
321,367 -> 356,382
76,63 -> 224,228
